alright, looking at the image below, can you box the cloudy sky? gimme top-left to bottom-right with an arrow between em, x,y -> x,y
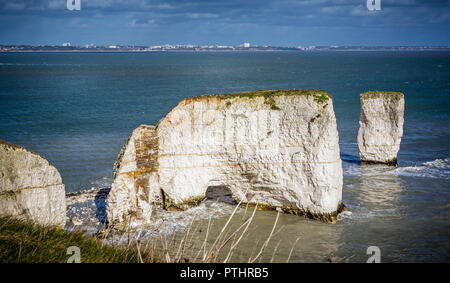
1,0 -> 449,46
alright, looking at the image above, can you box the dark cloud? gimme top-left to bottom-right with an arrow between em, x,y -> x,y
0,0 -> 449,45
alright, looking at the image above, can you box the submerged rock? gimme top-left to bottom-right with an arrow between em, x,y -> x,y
107,90 -> 344,227
357,91 -> 405,166
0,140 -> 66,227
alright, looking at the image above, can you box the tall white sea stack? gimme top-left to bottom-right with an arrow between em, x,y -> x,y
0,140 -> 66,227
357,91 -> 405,166
107,90 -> 344,227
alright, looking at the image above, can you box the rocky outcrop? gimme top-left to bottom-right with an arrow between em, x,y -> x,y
107,125 -> 158,227
357,91 -> 405,166
0,140 -> 66,227
107,90 -> 344,227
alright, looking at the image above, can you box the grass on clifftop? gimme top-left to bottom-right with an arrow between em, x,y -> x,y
206,89 -> 332,110
361,91 -> 404,100
218,89 -> 330,102
183,89 -> 331,111
0,216 -> 156,263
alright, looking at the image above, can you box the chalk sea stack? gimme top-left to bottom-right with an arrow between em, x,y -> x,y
107,90 -> 345,227
0,140 -> 66,227
357,91 -> 405,166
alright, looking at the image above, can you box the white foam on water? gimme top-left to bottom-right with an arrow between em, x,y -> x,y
394,158 -> 450,179
337,206 -> 401,222
337,211 -> 353,221
343,165 -> 361,176
89,176 -> 112,189
344,158 -> 450,179
65,188 -> 237,243
344,164 -> 393,177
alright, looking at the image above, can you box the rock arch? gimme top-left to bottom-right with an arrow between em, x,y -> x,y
107,90 -> 344,227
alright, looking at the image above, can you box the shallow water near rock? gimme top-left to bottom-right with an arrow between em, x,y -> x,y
1,51 -> 449,262
66,157 -> 449,262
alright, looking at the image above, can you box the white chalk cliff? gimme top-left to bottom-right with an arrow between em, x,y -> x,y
0,140 -> 66,227
107,90 -> 344,227
357,91 -> 405,166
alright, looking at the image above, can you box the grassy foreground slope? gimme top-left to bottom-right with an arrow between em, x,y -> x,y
0,204 -> 286,263
0,216 -> 155,263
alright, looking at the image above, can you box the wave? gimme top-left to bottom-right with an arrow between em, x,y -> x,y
89,176 -> 113,189
394,158 -> 450,179
343,158 -> 450,179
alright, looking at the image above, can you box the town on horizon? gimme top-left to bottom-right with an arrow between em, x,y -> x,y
1,43 -> 450,52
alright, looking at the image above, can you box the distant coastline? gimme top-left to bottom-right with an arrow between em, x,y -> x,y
1,44 -> 450,52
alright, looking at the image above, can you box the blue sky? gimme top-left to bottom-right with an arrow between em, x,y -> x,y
1,0 -> 449,46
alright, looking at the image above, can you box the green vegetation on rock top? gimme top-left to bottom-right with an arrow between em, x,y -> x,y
213,89 -> 331,100
197,89 -> 332,110
361,91 -> 404,100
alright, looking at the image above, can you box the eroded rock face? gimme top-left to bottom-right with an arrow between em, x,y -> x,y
107,125 -> 158,226
107,90 -> 344,226
0,140 -> 66,227
357,92 -> 405,166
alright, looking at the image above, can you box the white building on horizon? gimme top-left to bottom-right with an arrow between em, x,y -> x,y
243,42 -> 250,48
62,42 -> 71,47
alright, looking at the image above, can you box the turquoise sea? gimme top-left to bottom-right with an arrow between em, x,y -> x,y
0,51 -> 449,262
